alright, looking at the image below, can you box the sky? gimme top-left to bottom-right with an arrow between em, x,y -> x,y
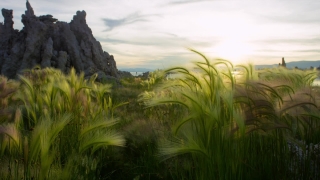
1,0 -> 320,70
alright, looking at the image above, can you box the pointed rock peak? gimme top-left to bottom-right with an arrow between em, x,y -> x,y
72,10 -> 87,24
1,9 -> 14,32
281,57 -> 286,67
2,9 -> 13,23
25,0 -> 35,17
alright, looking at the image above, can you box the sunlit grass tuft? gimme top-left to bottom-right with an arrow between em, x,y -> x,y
140,49 -> 320,179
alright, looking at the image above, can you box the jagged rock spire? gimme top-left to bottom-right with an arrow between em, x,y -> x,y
1,9 -> 14,34
72,11 -> 87,25
282,57 -> 286,67
25,0 -> 35,17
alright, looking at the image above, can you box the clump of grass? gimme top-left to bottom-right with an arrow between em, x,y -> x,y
0,67 -> 126,179
141,70 -> 166,90
140,49 -> 320,179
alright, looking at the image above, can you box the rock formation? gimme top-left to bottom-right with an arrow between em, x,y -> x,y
118,70 -> 134,78
281,57 -> 286,67
0,1 -> 119,80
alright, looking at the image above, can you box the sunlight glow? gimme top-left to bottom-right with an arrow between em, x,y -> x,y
212,38 -> 254,65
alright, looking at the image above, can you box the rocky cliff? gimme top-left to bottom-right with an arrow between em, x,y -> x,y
0,1 -> 118,80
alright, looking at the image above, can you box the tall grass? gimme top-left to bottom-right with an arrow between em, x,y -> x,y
1,53 -> 320,179
140,49 -> 320,179
0,68 -> 125,179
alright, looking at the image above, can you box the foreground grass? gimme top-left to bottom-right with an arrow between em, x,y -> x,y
140,50 -> 320,179
0,51 -> 320,179
0,68 -> 125,179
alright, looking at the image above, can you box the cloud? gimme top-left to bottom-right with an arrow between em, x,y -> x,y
255,49 -> 320,53
167,0 -> 213,5
256,14 -> 320,25
251,37 -> 320,46
100,33 -> 214,48
246,0 -> 320,25
102,12 -> 159,31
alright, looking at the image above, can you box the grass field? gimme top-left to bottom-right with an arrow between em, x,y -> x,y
1,51 -> 320,179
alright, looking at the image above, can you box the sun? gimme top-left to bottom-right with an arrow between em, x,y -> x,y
211,38 -> 254,65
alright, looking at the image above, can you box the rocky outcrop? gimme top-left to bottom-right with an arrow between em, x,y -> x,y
0,0 -> 118,79
279,57 -> 286,68
118,70 -> 134,78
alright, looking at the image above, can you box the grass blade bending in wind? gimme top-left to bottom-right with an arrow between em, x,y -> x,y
140,49 -> 320,179
0,67 -> 128,179
141,50 -> 243,179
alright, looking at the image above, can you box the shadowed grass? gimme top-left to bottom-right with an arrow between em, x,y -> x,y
140,49 -> 320,179
0,67 -> 126,179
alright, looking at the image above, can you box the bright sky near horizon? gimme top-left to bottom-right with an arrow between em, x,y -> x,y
1,0 -> 320,69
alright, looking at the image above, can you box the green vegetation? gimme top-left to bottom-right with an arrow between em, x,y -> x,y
1,50 -> 320,179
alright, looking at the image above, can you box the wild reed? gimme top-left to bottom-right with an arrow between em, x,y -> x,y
0,68 -> 125,179
140,49 -> 320,179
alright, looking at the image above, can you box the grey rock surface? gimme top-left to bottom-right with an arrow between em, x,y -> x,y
118,70 -> 134,78
0,0 -> 118,79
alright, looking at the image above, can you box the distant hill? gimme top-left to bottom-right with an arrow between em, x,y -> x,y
255,60 -> 320,69
119,68 -> 153,72
285,61 -> 320,69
